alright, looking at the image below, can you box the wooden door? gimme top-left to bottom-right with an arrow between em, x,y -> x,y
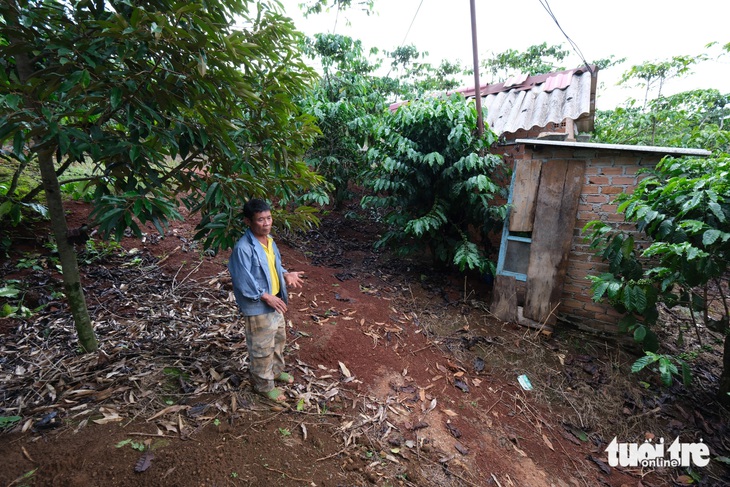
523,160 -> 586,324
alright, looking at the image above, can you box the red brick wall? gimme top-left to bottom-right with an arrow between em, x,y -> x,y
507,144 -> 663,334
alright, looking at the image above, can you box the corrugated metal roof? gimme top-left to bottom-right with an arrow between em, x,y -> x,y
482,67 -> 596,135
388,66 -> 598,136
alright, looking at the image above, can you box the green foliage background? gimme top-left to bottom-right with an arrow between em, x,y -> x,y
361,94 -> 507,273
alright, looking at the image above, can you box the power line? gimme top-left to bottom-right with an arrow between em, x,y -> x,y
538,0 -> 593,73
385,0 -> 425,78
332,2 -> 340,33
398,0 -> 425,49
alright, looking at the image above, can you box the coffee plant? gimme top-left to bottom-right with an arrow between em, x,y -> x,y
361,94 -> 507,274
585,155 -> 730,401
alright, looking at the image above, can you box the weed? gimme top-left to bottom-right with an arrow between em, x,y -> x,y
277,427 -> 291,437
0,281 -> 21,299
0,280 -> 32,318
122,256 -> 143,267
16,254 -> 43,271
161,366 -> 190,400
116,438 -> 146,452
0,415 -> 21,430
60,180 -> 95,202
10,468 -> 37,487
213,418 -> 221,426
81,239 -> 123,264
679,349 -> 702,361
163,367 -> 190,380
230,472 -> 239,478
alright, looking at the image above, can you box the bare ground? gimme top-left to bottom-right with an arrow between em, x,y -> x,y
1,199 -> 728,487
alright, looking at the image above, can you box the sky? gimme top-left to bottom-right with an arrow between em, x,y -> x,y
278,0 -> 730,109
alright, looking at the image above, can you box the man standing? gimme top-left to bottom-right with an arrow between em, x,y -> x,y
228,198 -> 304,402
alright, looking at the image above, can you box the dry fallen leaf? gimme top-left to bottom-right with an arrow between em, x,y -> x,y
454,442 -> 469,455
423,398 -> 437,414
134,452 -> 154,473
147,405 -> 189,422
542,433 -> 554,451
338,361 -> 352,378
674,475 -> 694,486
446,422 -> 462,438
93,407 -> 122,425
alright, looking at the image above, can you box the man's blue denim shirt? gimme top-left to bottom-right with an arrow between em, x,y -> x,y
228,229 -> 289,316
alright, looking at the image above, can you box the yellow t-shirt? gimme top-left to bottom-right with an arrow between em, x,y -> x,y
260,238 -> 280,296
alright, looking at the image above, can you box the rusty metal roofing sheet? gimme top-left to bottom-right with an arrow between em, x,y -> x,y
484,68 -> 595,135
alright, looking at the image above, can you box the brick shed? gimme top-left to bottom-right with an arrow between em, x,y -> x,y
406,67 -> 713,334
491,140 -> 710,334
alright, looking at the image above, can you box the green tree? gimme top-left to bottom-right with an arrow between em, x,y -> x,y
0,0 -> 324,352
385,44 -> 465,100
361,94 -> 507,273
618,55 -> 705,108
298,34 -> 465,208
480,42 -> 570,82
595,89 -> 730,150
299,33 -> 386,207
300,0 -> 374,18
595,52 -> 723,146
585,155 -> 730,403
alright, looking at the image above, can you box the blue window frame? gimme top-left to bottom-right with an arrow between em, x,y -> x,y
496,168 -> 533,281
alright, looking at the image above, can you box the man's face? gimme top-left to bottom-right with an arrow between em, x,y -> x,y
246,210 -> 273,238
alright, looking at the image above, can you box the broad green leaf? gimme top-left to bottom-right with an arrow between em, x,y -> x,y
702,229 -> 721,246
4,94 -> 21,110
633,325 -> 647,342
707,201 -> 725,222
631,354 -> 656,373
592,281 -> 610,301
111,87 -> 122,110
0,286 -> 21,298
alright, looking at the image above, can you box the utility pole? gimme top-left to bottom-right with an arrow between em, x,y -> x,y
470,0 -> 484,136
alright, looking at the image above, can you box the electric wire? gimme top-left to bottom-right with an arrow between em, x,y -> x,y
398,0 -> 425,50
332,2 -> 340,34
385,0 -> 425,78
538,0 -> 594,73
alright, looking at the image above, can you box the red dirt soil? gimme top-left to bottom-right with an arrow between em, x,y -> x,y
0,199 -> 726,487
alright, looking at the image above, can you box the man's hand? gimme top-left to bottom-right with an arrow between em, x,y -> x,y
284,271 -> 305,289
261,293 -> 287,314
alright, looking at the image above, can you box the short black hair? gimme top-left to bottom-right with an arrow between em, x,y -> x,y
243,198 -> 271,219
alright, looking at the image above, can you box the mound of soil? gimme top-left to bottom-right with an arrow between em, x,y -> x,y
1,199 -> 728,486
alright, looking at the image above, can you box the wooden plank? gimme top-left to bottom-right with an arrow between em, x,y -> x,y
524,160 -> 586,325
517,307 -> 553,337
491,274 -> 517,322
509,160 -> 542,233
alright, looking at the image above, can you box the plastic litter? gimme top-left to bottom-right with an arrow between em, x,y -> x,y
517,374 -> 533,391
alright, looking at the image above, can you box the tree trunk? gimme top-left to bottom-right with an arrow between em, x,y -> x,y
8,12 -> 98,353
37,149 -> 98,352
720,332 -> 730,406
